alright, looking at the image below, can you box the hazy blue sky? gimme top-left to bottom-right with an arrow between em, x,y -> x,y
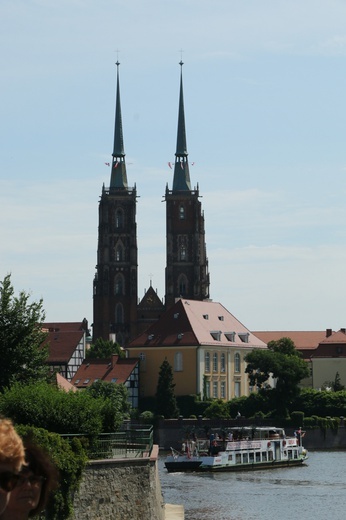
1,0 -> 346,331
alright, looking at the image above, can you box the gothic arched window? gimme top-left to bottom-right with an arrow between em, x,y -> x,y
179,205 -> 185,220
205,352 -> 210,373
114,274 -> 125,295
115,209 -> 124,228
178,274 -> 188,296
115,303 -> 124,324
115,244 -> 124,262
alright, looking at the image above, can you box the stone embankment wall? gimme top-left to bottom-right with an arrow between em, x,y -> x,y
72,445 -> 164,520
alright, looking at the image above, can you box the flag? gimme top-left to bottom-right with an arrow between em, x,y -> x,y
113,162 -> 118,168
168,162 -> 172,169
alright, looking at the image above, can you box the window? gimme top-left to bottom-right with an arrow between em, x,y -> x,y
115,245 -> 123,262
139,353 -> 146,371
225,332 -> 235,342
213,352 -> 218,372
205,352 -> 210,373
178,274 -> 188,296
180,244 -> 187,261
83,379 -> 90,385
235,353 -> 240,373
210,331 -> 221,341
221,381 -> 226,399
205,381 -> 210,399
111,378 -> 118,383
115,209 -> 124,228
114,274 -> 125,295
213,381 -> 218,398
235,381 -> 240,397
174,352 -> 183,371
179,206 -> 185,219
238,332 -> 249,343
221,353 -> 226,372
115,303 -> 124,324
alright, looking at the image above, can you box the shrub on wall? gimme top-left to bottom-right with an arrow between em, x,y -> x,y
16,425 -> 87,520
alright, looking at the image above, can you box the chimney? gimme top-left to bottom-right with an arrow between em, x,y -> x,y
111,354 -> 118,368
341,328 -> 346,335
326,328 -> 332,337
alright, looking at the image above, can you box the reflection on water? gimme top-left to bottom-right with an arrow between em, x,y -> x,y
159,451 -> 346,520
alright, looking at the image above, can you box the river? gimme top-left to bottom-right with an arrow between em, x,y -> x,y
159,451 -> 346,520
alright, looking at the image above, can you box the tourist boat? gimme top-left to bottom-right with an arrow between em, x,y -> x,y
164,426 -> 308,473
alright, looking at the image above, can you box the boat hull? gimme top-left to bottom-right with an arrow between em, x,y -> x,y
165,457 -> 307,473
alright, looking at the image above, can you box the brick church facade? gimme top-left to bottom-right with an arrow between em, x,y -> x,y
93,62 -> 210,346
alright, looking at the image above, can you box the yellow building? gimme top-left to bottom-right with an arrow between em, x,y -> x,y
127,298 -> 267,400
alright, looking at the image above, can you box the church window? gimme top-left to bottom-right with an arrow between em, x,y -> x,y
115,209 -> 124,228
114,274 -> 125,295
115,303 -> 124,324
174,352 -> 183,371
180,245 -> 187,261
179,206 -> 185,219
178,274 -> 188,296
115,245 -> 124,262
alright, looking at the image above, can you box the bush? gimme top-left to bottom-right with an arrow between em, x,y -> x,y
16,425 -> 87,520
290,411 -> 304,427
0,381 -> 128,435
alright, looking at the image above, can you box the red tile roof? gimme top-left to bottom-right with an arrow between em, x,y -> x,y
43,321 -> 86,363
129,299 -> 266,350
253,331 -> 329,350
71,355 -> 139,388
56,373 -> 77,392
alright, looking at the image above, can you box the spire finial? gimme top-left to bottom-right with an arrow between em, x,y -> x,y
110,60 -> 128,189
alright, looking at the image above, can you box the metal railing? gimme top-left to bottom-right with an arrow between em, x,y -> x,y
62,426 -> 153,460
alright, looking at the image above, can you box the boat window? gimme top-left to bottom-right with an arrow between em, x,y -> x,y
288,450 -> 292,460
262,451 -> 267,461
256,452 -> 261,463
249,452 -> 254,463
236,454 -> 241,464
242,453 -> 248,464
268,451 -> 273,461
228,454 -> 233,462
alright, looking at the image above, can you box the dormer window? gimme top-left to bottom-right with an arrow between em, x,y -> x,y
238,333 -> 249,343
225,332 -> 235,342
203,314 -> 209,320
210,331 -> 221,341
218,316 -> 224,321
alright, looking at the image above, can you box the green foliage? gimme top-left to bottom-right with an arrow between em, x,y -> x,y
155,358 -> 179,418
139,410 -> 155,424
290,411 -> 304,427
245,337 -> 309,416
85,380 -> 130,431
204,399 -> 230,419
0,381 -> 126,435
86,338 -> 125,359
0,274 -> 50,389
16,425 -> 87,520
322,372 -> 345,392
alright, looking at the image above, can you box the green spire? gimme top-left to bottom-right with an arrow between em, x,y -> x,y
110,61 -> 128,189
172,61 -> 191,192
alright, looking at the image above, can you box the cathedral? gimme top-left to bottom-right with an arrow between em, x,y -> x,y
92,62 -> 210,346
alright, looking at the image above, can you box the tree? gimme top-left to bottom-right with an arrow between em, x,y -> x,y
155,358 -> 179,418
86,338 -> 125,359
85,380 -> 130,431
0,274 -> 49,389
245,337 -> 309,416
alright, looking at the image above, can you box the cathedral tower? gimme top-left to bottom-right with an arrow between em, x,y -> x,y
93,63 -> 138,345
165,62 -> 210,309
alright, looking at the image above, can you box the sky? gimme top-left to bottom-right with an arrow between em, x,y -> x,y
1,0 -> 346,332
